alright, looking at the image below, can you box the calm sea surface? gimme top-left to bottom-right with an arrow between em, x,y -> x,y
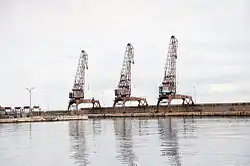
0,117 -> 250,166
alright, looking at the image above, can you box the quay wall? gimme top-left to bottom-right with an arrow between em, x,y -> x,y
33,102 -> 250,116
85,102 -> 250,114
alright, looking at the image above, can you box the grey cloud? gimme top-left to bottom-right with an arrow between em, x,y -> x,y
0,0 -> 249,109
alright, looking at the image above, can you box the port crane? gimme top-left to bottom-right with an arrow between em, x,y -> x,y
157,36 -> 194,108
113,43 -> 148,107
68,50 -> 101,112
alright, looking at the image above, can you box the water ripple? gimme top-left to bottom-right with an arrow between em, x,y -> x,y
1,118 -> 250,165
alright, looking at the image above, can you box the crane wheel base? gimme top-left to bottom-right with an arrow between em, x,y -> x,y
68,98 -> 101,112
113,96 -> 148,107
157,94 -> 194,110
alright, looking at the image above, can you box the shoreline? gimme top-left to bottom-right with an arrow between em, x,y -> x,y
1,111 -> 250,124
2,102 -> 250,124
87,110 -> 250,118
0,115 -> 88,124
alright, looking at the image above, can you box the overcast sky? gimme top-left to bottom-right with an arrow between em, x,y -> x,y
0,0 -> 249,110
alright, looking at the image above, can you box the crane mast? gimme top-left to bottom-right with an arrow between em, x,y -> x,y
113,43 -> 148,107
68,50 -> 101,112
157,36 -> 194,108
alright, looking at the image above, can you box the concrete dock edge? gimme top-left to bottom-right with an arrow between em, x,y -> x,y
87,111 -> 250,118
0,115 -> 88,124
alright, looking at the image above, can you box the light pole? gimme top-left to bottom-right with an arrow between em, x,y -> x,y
43,93 -> 50,111
102,91 -> 105,106
26,87 -> 35,114
193,86 -> 196,104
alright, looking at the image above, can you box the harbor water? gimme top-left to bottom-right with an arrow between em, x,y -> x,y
0,117 -> 250,166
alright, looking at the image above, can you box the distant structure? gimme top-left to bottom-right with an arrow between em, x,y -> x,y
113,43 -> 148,107
0,105 -> 41,118
68,50 -> 101,112
157,36 -> 194,108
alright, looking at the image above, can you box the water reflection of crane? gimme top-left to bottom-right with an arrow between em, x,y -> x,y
92,119 -> 102,137
158,117 -> 181,166
68,121 -> 89,165
138,118 -> 149,136
113,118 -> 137,165
182,117 -> 197,138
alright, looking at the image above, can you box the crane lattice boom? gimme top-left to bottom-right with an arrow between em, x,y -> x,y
160,35 -> 178,96
115,43 -> 134,97
71,50 -> 88,99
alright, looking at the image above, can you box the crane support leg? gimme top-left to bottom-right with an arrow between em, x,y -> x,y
113,96 -> 148,107
68,98 -> 101,111
157,94 -> 194,110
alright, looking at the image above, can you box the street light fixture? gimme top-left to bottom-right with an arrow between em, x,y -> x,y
43,93 -> 50,111
193,86 -> 196,104
26,87 -> 35,115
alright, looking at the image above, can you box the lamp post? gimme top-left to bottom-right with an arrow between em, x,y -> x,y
193,86 -> 196,104
43,93 -> 50,111
26,87 -> 35,115
101,91 -> 105,106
